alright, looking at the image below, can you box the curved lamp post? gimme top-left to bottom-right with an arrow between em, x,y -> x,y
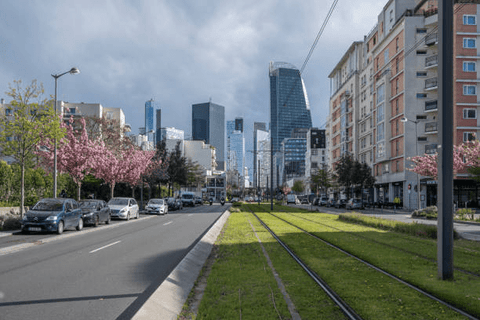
401,116 -> 422,210
52,67 -> 80,198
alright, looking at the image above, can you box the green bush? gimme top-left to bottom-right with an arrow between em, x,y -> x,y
1,215 -> 22,231
456,208 -> 475,220
232,201 -> 242,207
411,206 -> 438,219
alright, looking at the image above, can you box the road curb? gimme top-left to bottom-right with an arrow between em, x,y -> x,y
132,209 -> 231,320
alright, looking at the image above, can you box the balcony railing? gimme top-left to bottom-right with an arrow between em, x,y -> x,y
425,33 -> 438,46
425,55 -> 438,68
425,100 -> 438,111
425,122 -> 438,133
425,77 -> 438,90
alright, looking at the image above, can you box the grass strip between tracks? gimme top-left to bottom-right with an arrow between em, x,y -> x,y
249,204 -> 480,318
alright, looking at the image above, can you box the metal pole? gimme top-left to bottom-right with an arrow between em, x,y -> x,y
438,0 -> 454,280
416,121 -> 421,210
271,137 -> 274,210
53,77 -> 58,198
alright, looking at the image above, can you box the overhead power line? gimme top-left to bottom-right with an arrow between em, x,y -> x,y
300,0 -> 339,74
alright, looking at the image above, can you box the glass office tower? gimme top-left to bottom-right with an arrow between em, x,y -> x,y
269,62 -> 312,153
227,118 -> 245,177
145,99 -> 159,142
192,102 -> 225,170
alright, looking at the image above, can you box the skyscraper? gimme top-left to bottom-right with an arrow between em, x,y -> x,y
227,118 -> 245,177
253,122 -> 267,189
145,99 -> 159,142
269,62 -> 312,153
192,102 -> 225,170
156,109 -> 162,145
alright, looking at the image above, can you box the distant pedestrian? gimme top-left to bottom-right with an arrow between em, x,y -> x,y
59,190 -> 67,198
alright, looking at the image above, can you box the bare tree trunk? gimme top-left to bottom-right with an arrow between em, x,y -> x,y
110,182 -> 115,199
77,181 -> 82,201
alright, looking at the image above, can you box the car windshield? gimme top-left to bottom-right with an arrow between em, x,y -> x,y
108,198 -> 128,206
149,199 -> 164,205
182,194 -> 193,199
79,201 -> 98,208
32,200 -> 64,211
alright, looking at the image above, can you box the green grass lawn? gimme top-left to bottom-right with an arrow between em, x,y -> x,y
183,205 -> 480,319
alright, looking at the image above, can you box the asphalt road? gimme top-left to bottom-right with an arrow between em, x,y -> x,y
0,204 -> 228,320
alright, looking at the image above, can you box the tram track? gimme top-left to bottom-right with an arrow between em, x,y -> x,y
248,207 -> 479,320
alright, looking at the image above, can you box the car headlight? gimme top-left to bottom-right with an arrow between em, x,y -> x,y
120,208 -> 127,213
46,216 -> 58,221
22,215 -> 29,221
84,212 -> 94,216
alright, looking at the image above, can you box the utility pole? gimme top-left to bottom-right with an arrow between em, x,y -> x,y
437,0 -> 454,280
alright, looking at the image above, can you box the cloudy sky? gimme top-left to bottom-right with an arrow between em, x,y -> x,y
0,0 -> 386,177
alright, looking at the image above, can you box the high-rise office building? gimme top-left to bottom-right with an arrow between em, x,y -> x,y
269,62 -> 312,153
145,99 -> 159,142
156,109 -> 162,144
253,122 -> 267,189
192,102 -> 225,170
227,118 -> 245,177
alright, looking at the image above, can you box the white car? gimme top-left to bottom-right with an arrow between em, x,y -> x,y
108,197 -> 139,220
146,198 -> 168,215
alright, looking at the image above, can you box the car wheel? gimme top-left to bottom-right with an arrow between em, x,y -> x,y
136,211 -> 139,219
106,215 -> 111,224
126,212 -> 130,221
22,228 -> 29,234
93,216 -> 99,227
57,221 -> 64,235
76,218 -> 83,231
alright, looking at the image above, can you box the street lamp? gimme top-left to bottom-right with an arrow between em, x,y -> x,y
52,67 -> 80,198
401,116 -> 422,210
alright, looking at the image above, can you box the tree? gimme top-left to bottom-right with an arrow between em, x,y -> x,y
292,180 -> 305,194
311,167 -> 333,195
167,141 -> 187,194
0,161 -> 14,203
37,117 -> 96,200
186,159 -> 205,189
0,80 -> 64,215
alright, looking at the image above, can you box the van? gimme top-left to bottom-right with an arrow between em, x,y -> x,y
181,193 -> 195,207
286,194 -> 298,204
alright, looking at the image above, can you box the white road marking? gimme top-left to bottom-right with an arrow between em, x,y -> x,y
188,214 -> 193,216
89,241 -> 121,253
163,221 -> 173,226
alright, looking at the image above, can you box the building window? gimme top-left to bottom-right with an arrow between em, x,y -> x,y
395,58 -> 399,73
463,38 -> 476,48
418,137 -> 427,142
416,28 -> 427,34
416,50 -> 427,55
377,123 -> 385,141
463,85 -> 477,95
5,108 -> 12,116
396,119 -> 399,135
463,61 -> 476,72
396,38 -> 399,52
416,71 -> 427,77
395,99 -> 399,114
463,108 -> 477,119
384,49 -> 389,64
464,15 -> 477,25
416,93 -> 427,98
464,132 -> 476,142
395,79 -> 399,94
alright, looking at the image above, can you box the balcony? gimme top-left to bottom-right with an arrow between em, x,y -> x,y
425,33 -> 438,46
425,55 -> 438,68
425,100 -> 438,111
425,77 -> 438,91
425,122 -> 438,133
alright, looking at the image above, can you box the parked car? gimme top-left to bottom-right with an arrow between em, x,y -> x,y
299,196 -> 309,204
146,198 -> 168,215
79,199 -> 111,226
175,198 -> 183,210
334,199 -> 347,209
346,198 -> 365,210
231,197 -> 239,203
166,197 -> 177,211
181,193 -> 196,207
326,198 -> 336,207
22,198 -> 84,234
319,196 -> 329,206
194,196 -> 203,205
108,197 -> 139,220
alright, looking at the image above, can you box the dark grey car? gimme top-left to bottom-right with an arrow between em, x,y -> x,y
79,199 -> 111,226
22,198 -> 84,234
